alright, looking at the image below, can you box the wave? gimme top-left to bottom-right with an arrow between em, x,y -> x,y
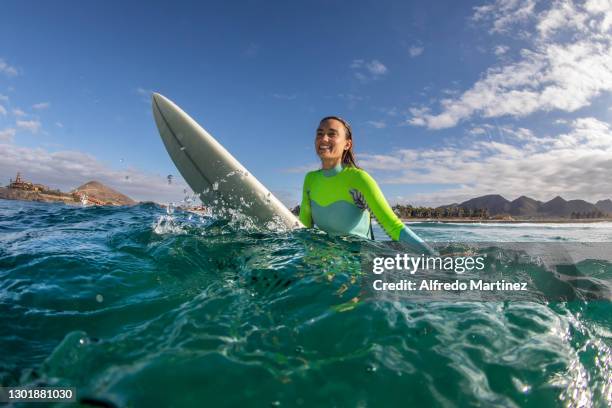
0,199 -> 610,407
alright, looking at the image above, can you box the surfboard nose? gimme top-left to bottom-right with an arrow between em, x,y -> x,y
151,93 -> 178,141
152,92 -> 163,108
152,93 -> 176,116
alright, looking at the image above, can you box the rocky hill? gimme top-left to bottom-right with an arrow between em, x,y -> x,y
72,181 -> 136,206
458,194 -> 511,215
509,196 -> 542,216
539,196 -> 599,217
0,187 -> 77,204
596,199 -> 612,213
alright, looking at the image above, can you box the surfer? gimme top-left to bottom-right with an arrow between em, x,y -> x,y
299,116 -> 434,254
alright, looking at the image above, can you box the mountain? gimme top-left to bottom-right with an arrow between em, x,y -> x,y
565,199 -> 600,215
457,194 -> 510,215
539,196 -> 599,217
539,196 -> 567,216
596,199 -> 612,214
437,194 -> 610,218
72,181 -> 136,206
509,196 -> 542,216
437,202 -> 460,209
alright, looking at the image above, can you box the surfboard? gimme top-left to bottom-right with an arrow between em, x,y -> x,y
152,93 -> 302,230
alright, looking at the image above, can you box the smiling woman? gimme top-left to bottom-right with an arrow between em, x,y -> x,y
299,116 -> 434,254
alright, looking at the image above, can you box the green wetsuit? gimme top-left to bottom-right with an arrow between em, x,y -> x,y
299,164 -> 434,254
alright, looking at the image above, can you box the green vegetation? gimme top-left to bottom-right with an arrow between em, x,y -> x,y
392,205 -> 489,219
570,210 -> 606,219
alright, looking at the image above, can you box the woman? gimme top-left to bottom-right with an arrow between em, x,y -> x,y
299,116 -> 434,254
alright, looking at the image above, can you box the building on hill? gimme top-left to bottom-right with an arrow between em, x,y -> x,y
8,173 -> 49,192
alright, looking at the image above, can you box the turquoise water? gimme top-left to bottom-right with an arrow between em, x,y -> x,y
0,199 -> 610,407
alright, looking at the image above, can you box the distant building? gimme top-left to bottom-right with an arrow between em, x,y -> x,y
8,173 -> 49,192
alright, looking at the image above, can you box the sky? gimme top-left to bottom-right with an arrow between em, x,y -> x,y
0,0 -> 611,207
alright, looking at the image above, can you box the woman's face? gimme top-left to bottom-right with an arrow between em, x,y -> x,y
315,119 -> 351,162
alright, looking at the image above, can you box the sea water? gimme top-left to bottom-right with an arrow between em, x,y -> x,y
0,199 -> 610,407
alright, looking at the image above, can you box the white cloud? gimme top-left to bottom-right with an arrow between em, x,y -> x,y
503,126 -> 535,140
441,88 -> 461,96
0,59 -> 18,77
585,0 -> 612,31
537,0 -> 588,38
0,128 -> 16,142
472,124 -> 538,141
55,122 -> 64,128
350,59 -> 364,69
32,102 -> 50,110
0,105 -> 6,115
407,107 -> 431,127
472,0 -> 537,34
358,117 -> 612,206
469,126 -> 487,135
552,116 -> 612,149
411,0 -> 612,129
366,120 -> 387,129
16,120 -> 42,134
494,45 -> 509,55
12,108 -> 26,117
409,46 -> 424,57
0,94 -> 8,102
0,143 -> 190,203
366,60 -> 388,75
350,59 -> 388,81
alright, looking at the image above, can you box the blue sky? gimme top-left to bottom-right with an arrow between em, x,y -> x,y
1,0 -> 611,206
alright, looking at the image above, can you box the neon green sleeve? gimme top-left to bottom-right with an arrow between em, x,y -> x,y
353,170 -> 404,239
354,170 -> 435,254
299,173 -> 313,228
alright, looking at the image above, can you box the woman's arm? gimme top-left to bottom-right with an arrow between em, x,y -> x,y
354,170 -> 435,254
299,174 -> 313,228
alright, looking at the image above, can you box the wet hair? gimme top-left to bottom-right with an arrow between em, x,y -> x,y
319,116 -> 359,168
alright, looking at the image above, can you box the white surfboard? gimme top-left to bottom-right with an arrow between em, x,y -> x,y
152,93 -> 302,230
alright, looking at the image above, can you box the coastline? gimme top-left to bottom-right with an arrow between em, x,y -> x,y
0,187 -> 79,205
2,194 -> 609,224
402,218 -> 612,223
0,179 -> 136,206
